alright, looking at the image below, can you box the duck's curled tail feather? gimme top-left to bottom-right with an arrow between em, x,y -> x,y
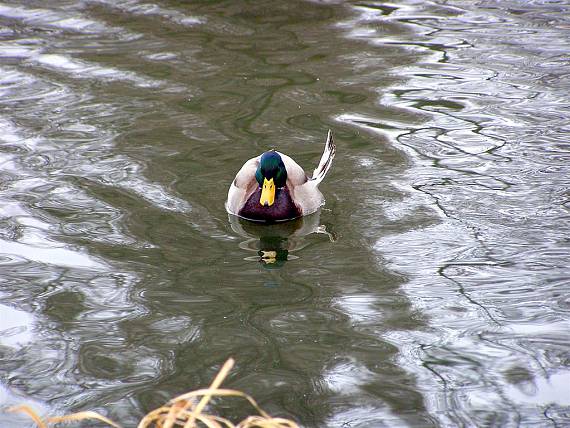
312,129 -> 336,184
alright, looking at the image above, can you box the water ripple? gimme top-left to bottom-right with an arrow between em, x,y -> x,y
1,1 -> 570,427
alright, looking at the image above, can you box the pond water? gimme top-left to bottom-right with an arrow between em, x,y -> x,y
1,1 -> 569,427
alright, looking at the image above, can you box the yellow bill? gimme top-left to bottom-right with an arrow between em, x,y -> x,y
259,177 -> 275,206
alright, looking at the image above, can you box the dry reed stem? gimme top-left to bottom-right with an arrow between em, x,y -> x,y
6,358 -> 299,428
7,405 -> 47,428
48,411 -> 121,427
7,405 -> 120,428
137,357 -> 298,428
237,416 -> 300,428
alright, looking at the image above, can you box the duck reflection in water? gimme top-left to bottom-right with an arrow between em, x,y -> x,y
228,211 -> 335,268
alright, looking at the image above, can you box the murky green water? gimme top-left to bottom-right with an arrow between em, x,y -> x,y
1,1 -> 569,426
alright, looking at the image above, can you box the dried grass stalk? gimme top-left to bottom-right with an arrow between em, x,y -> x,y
139,358 -> 298,428
48,411 -> 121,427
7,405 -> 120,427
7,405 -> 47,428
6,358 -> 299,428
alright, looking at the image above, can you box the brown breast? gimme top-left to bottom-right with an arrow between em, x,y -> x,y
239,187 -> 301,222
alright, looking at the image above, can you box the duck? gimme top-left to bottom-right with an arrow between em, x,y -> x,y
226,130 -> 336,222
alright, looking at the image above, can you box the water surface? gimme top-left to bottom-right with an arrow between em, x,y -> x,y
1,1 -> 569,427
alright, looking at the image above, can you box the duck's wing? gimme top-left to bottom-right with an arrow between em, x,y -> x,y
226,155 -> 260,215
277,130 -> 336,216
277,130 -> 335,185
277,152 -> 310,186
311,129 -> 335,184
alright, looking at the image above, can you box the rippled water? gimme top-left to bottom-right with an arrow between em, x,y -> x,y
1,1 -> 569,426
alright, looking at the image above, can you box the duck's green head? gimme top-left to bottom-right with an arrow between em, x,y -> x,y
255,151 -> 287,207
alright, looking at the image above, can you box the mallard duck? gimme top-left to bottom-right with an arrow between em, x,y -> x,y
226,130 -> 336,222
